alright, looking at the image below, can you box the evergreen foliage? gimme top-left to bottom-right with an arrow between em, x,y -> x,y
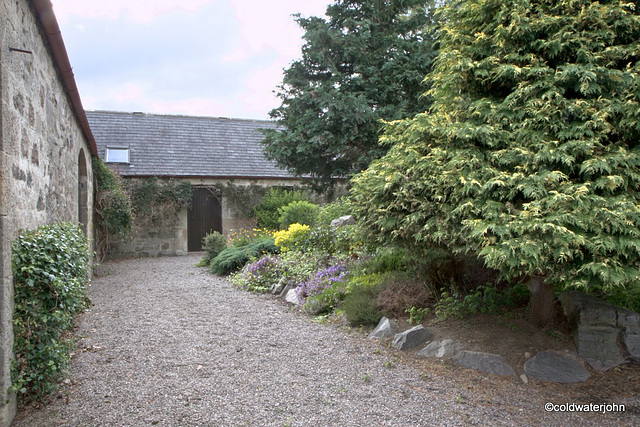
279,201 -> 320,229
316,197 -> 353,226
11,223 -> 90,402
209,237 -> 279,275
262,0 -> 439,188
352,0 -> 640,295
253,188 -> 309,229
201,231 -> 228,264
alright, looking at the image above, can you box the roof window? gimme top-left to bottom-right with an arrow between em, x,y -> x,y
105,147 -> 130,163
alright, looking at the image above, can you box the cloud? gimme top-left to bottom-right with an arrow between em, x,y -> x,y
225,0 -> 327,62
51,0 -> 331,119
52,0 -> 215,23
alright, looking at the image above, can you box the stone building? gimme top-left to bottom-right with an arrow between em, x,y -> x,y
88,110 -> 327,258
0,1 -> 97,424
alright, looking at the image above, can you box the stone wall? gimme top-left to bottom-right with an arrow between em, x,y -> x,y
560,291 -> 640,371
107,210 -> 189,259
105,178 -> 341,259
0,1 -> 95,424
192,177 -> 327,237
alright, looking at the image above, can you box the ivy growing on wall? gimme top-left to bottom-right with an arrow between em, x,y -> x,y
93,157 -> 133,261
125,178 -> 192,230
217,181 -> 268,220
216,181 -> 317,228
11,223 -> 90,403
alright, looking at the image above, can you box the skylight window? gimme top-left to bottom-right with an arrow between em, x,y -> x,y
105,147 -> 130,163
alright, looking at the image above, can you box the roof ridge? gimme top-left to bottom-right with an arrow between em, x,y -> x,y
86,110 -> 277,124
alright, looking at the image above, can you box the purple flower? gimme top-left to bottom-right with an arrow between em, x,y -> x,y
295,260 -> 350,307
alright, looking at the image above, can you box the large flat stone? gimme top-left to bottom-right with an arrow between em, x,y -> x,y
559,291 -> 618,328
576,325 -> 626,371
524,351 -> 590,383
618,309 -> 640,329
453,351 -> 515,377
330,215 -> 355,229
392,325 -> 432,350
368,317 -> 397,340
622,328 -> 640,360
417,339 -> 464,358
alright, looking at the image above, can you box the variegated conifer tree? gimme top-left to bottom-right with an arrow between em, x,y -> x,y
352,0 -> 640,323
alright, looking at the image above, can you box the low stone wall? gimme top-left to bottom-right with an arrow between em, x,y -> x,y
559,291 -> 640,371
107,210 -> 188,259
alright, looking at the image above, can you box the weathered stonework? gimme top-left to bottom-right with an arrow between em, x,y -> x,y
559,291 -> 640,371
1,1 -> 95,424
108,210 -> 189,259
105,178 -> 336,259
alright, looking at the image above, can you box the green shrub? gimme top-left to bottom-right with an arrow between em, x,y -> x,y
316,197 -> 353,226
341,273 -> 385,326
228,228 -> 273,248
364,247 -> 407,274
434,283 -> 530,321
599,285 -> 640,313
279,250 -> 324,286
209,236 -> 279,275
201,231 -> 227,264
406,306 -> 431,324
434,288 -> 466,321
279,200 -> 319,229
303,224 -> 360,256
230,255 -> 283,293
11,223 -> 90,402
253,188 -> 309,229
351,0 -> 640,305
342,288 -> 383,326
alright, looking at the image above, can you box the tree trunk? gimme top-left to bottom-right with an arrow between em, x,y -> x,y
527,276 -> 555,327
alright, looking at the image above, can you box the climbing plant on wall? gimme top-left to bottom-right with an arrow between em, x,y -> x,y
216,181 -> 267,220
93,157 -> 133,261
11,223 -> 90,402
125,178 -> 193,230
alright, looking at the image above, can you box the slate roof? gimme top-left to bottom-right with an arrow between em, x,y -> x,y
86,110 -> 297,179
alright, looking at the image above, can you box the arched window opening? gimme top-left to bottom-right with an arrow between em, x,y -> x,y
78,149 -> 89,236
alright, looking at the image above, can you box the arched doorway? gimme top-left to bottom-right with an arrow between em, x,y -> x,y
188,187 -> 222,251
78,149 -> 89,236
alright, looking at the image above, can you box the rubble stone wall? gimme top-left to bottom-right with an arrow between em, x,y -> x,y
0,1 -> 95,424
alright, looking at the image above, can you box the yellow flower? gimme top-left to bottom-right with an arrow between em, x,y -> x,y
274,223 -> 311,251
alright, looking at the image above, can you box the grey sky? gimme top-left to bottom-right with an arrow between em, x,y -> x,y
52,0 -> 329,120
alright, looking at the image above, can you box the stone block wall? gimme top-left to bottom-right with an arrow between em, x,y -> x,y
560,291 -> 640,371
107,210 -> 189,259
0,1 -> 95,424
104,177 -> 340,258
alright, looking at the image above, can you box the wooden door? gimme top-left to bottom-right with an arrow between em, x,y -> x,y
188,188 -> 222,251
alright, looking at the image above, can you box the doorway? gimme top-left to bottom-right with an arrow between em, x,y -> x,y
187,187 -> 222,251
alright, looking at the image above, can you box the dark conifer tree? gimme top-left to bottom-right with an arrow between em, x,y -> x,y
262,0 -> 439,189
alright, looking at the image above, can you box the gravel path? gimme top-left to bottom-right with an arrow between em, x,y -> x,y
13,255 -> 637,426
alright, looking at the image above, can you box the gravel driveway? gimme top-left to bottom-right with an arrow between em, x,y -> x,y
13,255 -> 637,426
